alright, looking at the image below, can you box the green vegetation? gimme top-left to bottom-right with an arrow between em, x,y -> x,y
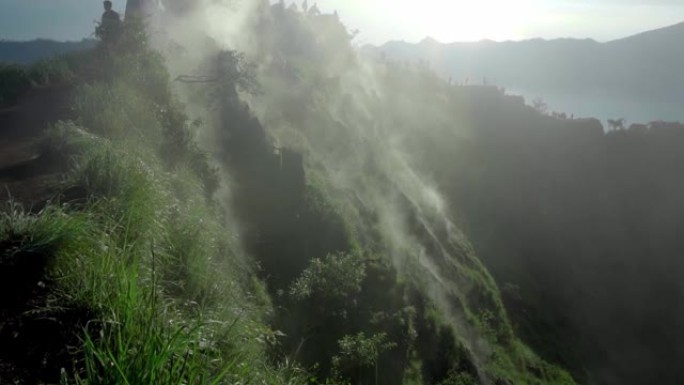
0,57 -> 74,106
207,3 -> 576,384
0,4 -> 592,385
0,63 -> 30,105
0,21 -> 306,385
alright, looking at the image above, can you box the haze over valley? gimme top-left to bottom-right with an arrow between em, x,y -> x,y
365,21 -> 684,124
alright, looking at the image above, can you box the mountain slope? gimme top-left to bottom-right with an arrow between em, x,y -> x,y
0,6 -> 576,385
155,2 -> 577,384
607,21 -> 684,47
0,39 -> 96,64
366,21 -> 684,121
6,3 -> 682,385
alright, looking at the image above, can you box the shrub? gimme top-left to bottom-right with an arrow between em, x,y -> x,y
69,140 -> 163,244
0,62 -> 30,106
331,332 -> 397,384
290,252 -> 366,317
73,82 -> 162,140
28,57 -> 74,85
159,206 -> 221,305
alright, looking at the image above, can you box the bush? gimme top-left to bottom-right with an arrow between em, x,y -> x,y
332,332 -> 397,383
0,57 -> 75,107
0,201 -> 90,257
69,140 -> 163,244
159,206 -> 222,305
28,57 -> 74,85
0,62 -> 30,106
290,252 -> 366,317
74,82 -> 162,140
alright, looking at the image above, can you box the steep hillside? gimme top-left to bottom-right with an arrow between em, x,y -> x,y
200,6 -> 684,384
0,22 -> 284,384
9,2 -> 681,385
456,121 -> 684,385
396,84 -> 684,384
0,3 -> 577,385
155,2 -> 576,384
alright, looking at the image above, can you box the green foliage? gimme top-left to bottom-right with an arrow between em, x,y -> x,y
329,332 -> 397,385
290,252 -> 365,312
74,82 -> 162,140
69,141 -> 162,243
112,49 -> 170,103
159,205 -> 223,305
332,332 -> 397,371
0,12 -> 317,385
0,200 -> 260,385
0,56 -> 74,107
39,132 -> 304,385
438,370 -> 476,385
72,22 -> 218,198
0,201 -> 91,260
40,121 -> 100,158
0,4 -> 591,385
158,108 -> 220,198
0,62 -> 30,105
28,57 -> 74,85
70,254 -> 232,385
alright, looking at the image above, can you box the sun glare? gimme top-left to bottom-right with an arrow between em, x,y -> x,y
319,0 -> 538,43
395,0 -> 536,41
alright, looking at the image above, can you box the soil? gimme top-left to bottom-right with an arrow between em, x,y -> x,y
0,84 -> 76,207
0,84 -> 93,384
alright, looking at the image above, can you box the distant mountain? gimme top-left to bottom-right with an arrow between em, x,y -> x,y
0,39 -> 96,65
365,22 -> 684,122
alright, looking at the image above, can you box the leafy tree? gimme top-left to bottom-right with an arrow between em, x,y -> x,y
0,63 -> 29,106
290,252 -> 366,317
332,332 -> 397,385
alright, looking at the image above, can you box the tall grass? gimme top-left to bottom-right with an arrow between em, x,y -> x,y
0,22 -> 313,384
73,82 -> 162,141
0,200 -> 92,259
68,139 -> 164,245
33,124 -> 310,385
63,241 -> 235,385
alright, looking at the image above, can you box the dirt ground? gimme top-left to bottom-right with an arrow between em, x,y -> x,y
0,85 -> 75,207
0,84 -> 90,384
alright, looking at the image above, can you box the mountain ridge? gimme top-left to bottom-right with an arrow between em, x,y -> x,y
373,20 -> 684,48
364,20 -> 684,123
0,39 -> 96,65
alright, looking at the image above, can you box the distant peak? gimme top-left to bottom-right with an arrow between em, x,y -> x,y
608,20 -> 684,44
419,36 -> 441,46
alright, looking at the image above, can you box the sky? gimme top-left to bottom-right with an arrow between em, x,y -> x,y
0,0 -> 683,44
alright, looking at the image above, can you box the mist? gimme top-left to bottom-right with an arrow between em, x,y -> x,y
367,21 -> 684,126
144,2 -> 684,384
155,0 -> 505,379
2,1 -> 684,384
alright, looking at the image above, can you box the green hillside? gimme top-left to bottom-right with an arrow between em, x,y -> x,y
0,4 -> 576,385
12,2 -> 684,385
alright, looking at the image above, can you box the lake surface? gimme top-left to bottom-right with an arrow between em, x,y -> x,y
510,88 -> 684,128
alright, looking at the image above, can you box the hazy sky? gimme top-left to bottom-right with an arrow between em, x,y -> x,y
319,0 -> 684,44
0,0 -> 683,44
